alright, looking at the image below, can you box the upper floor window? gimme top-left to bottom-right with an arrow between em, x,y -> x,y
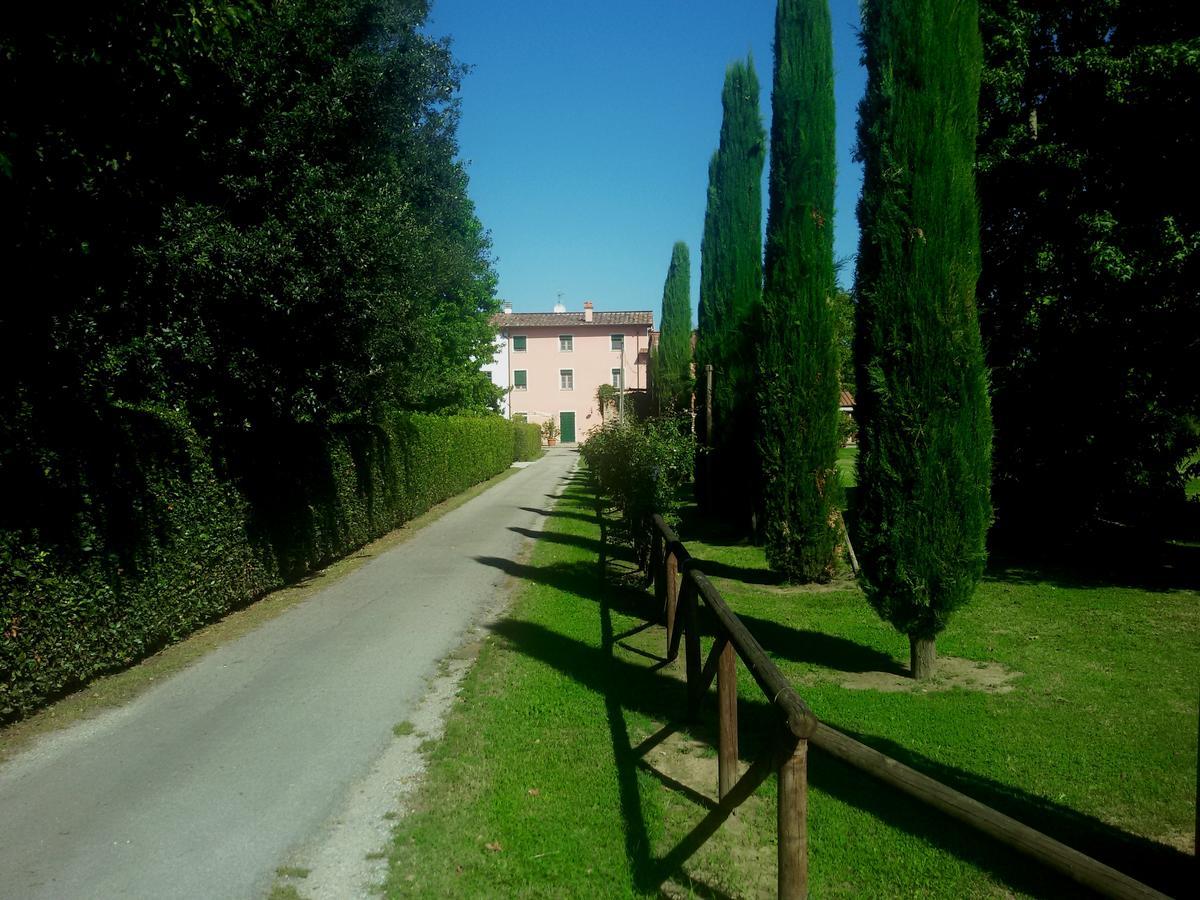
560,369 -> 574,390
610,334 -> 624,352
512,335 -> 527,352
513,369 -> 528,390
559,334 -> 573,352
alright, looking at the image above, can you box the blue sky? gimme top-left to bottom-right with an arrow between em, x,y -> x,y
425,1 -> 866,321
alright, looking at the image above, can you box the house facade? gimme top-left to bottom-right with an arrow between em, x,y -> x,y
488,301 -> 654,443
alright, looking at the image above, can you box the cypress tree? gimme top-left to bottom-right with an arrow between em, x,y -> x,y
853,0 -> 993,679
696,57 -> 766,519
655,241 -> 694,416
757,0 -> 841,582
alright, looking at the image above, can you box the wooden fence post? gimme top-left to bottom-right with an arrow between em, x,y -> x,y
717,636 -> 738,799
684,577 -> 702,716
778,732 -> 809,900
664,549 -> 679,656
653,531 -> 665,608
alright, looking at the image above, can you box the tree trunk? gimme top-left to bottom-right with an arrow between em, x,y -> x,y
909,635 -> 937,680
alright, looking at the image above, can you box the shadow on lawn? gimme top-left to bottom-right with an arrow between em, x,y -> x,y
518,505 -> 598,524
987,510 -> 1200,594
475,550 -> 1192,898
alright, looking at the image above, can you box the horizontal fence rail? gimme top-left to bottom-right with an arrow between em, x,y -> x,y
637,511 -> 1169,900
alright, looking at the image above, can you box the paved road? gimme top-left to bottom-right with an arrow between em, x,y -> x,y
0,448 -> 579,899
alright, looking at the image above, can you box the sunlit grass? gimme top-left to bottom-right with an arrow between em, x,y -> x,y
385,468 -> 1197,897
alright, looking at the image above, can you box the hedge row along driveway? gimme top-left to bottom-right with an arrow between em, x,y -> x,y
1,412 -> 525,722
0,446 -> 579,900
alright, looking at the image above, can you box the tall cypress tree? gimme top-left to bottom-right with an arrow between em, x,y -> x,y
696,57 -> 766,519
655,241 -> 693,416
854,0 -> 993,679
757,0 -> 841,582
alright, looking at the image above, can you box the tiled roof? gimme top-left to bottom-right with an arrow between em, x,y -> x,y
491,311 -> 654,327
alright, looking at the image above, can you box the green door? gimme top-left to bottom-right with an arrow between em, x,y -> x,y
559,411 -> 576,443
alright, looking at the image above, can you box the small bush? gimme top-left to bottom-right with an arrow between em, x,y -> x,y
582,416 -> 695,569
513,423 -> 543,461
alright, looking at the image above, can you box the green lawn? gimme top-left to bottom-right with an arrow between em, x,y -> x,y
836,444 -> 857,489
384,468 -> 1197,897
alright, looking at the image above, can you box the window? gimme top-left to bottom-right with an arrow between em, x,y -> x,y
610,334 -> 624,352
611,368 -> 623,388
560,369 -> 574,390
559,334 -> 573,352
513,370 -> 527,390
512,335 -> 527,352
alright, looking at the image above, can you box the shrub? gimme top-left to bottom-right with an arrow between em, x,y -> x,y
0,410 -> 517,723
513,422 -> 543,462
582,416 -> 695,570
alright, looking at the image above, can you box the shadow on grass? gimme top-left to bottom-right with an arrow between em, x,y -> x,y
735,613 -> 907,676
986,507 -> 1200,593
476,549 -> 1192,898
518,506 -> 598,524
508,525 -> 603,554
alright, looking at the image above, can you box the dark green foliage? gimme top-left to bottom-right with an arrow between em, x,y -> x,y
513,423 -> 543,462
0,412 -> 519,722
757,0 -> 842,582
832,288 -> 856,398
582,416 -> 696,570
653,242 -> 694,415
977,0 -> 1200,541
0,1 -> 511,720
695,58 -> 766,518
853,0 -> 993,643
0,0 -> 500,545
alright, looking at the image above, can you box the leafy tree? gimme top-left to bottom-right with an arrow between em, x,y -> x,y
695,57 -> 766,520
977,0 -> 1200,542
0,0 -> 499,548
854,0 -> 993,678
654,242 -> 694,415
757,0 -> 842,582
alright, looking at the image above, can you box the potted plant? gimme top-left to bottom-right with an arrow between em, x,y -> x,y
541,417 -> 559,446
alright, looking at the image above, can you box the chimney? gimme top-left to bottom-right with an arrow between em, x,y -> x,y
583,300 -> 593,323
502,300 -> 513,315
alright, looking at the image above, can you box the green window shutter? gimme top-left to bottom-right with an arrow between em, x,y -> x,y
513,335 -> 527,351
514,370 -> 527,389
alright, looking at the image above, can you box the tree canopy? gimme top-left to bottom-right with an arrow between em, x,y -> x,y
758,0 -> 843,582
695,57 -> 766,521
854,0 -> 993,677
977,0 -> 1200,542
0,0 -> 499,544
654,242 -> 694,416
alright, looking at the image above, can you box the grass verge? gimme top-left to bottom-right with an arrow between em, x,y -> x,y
384,466 -> 1196,898
0,463 -> 525,762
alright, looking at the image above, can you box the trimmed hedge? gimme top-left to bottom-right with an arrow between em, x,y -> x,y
513,422 -> 543,462
0,411 -> 519,723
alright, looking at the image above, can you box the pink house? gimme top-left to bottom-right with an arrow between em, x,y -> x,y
489,301 -> 653,443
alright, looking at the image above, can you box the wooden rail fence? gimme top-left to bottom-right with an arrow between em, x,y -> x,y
637,512 -> 1169,900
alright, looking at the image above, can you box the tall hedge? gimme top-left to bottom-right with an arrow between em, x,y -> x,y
513,422 -> 543,461
757,0 -> 842,582
695,57 -> 766,521
853,0 -> 993,678
0,412 -> 518,722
